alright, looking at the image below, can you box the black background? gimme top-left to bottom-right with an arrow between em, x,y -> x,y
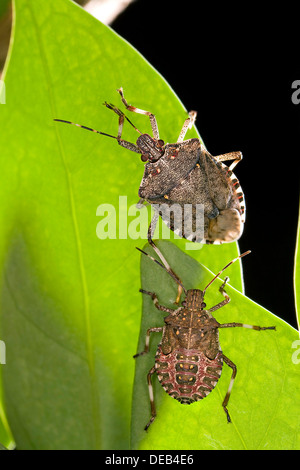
112,1 -> 300,328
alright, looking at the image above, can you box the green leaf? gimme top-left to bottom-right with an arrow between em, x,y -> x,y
131,241 -> 300,450
0,402 -> 13,450
0,0 -> 245,450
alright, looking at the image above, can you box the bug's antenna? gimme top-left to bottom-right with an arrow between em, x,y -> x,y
203,250 -> 251,293
136,247 -> 187,295
53,119 -> 119,140
103,102 -> 142,135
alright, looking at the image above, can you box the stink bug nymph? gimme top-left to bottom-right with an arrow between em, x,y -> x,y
134,247 -> 275,430
54,88 -> 246,251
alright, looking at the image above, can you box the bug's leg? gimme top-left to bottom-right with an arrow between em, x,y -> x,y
133,323 -> 161,429
177,111 -> 197,143
218,280 -> 276,329
117,87 -> 160,140
137,246 -> 186,305
140,289 -> 176,315
145,366 -> 157,431
219,276 -> 230,301
104,101 -> 142,137
214,151 -> 243,171
103,102 -> 143,153
146,215 -> 184,304
147,214 -> 173,274
206,277 -> 231,314
206,299 -> 229,314
221,354 -> 237,423
133,326 -> 163,358
218,322 -> 276,331
136,198 -> 149,209
212,277 -> 276,331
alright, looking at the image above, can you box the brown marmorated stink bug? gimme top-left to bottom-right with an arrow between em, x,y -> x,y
134,247 -> 275,430
54,88 -> 246,253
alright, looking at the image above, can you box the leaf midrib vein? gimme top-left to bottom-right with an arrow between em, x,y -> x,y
27,3 -> 101,449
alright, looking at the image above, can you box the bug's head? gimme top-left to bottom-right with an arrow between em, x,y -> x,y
181,289 -> 206,309
137,134 -> 165,163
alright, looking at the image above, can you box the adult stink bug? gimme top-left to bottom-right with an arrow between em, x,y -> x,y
54,88 -> 245,251
134,247 -> 275,430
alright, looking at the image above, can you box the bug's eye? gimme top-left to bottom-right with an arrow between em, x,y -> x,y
201,302 -> 206,308
181,300 -> 186,307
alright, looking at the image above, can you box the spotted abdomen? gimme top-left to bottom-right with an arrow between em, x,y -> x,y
155,346 -> 223,404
